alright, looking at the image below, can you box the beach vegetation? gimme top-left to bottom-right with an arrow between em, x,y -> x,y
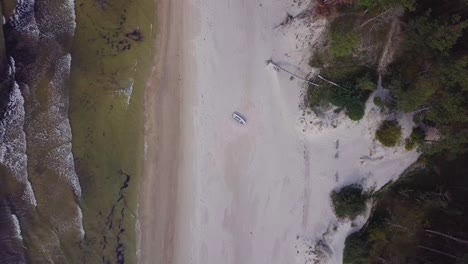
376,120 -> 401,147
331,184 -> 368,220
405,127 -> 425,150
343,154 -> 468,263
329,31 -> 361,58
337,0 -> 468,261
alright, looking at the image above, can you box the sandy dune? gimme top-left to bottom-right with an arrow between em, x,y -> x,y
139,0 -> 419,263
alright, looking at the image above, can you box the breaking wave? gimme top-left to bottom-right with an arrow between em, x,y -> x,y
0,79 -> 37,207
11,214 -> 23,241
0,0 -> 85,260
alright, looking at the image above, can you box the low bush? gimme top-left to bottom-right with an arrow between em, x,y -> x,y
356,75 -> 376,92
373,96 -> 383,107
405,127 -> 425,150
343,232 -> 369,264
375,120 -> 402,147
329,87 -> 366,120
331,184 -> 368,220
329,31 -> 361,58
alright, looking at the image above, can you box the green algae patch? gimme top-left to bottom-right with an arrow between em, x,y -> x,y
69,0 -> 154,262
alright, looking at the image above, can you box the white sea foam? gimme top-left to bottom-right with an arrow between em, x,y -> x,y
38,0 -> 75,41
77,205 -> 85,239
0,80 -> 37,208
3,0 -> 84,256
37,54 -> 82,198
8,0 -> 40,39
115,78 -> 134,106
22,181 -> 37,207
11,214 -> 23,241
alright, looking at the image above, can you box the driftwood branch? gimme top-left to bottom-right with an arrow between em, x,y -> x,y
386,221 -> 409,230
418,245 -> 457,259
316,74 -> 354,93
274,9 -> 314,29
317,74 -> 342,88
412,107 -> 431,114
266,60 -> 320,86
425,229 -> 468,245
360,8 -> 394,28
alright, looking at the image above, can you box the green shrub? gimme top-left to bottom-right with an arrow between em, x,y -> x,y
407,14 -> 468,54
376,120 -> 402,147
306,85 -> 369,121
394,77 -> 439,112
374,96 -> 383,107
343,232 -> 369,264
331,184 -> 368,220
329,31 -> 361,58
405,127 -> 425,150
405,140 -> 415,150
329,87 -> 366,121
410,127 -> 425,142
356,75 -> 376,92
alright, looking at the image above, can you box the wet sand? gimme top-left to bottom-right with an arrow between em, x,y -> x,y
138,0 -> 194,262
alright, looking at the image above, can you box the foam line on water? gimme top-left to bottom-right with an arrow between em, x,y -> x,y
11,214 -> 23,241
0,79 -> 37,207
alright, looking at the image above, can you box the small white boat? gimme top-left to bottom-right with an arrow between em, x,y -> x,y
232,112 -> 247,125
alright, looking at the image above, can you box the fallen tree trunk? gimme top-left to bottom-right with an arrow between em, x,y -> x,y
425,229 -> 468,245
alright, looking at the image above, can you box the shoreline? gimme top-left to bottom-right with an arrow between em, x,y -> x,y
138,0 -> 195,262
137,0 -> 419,263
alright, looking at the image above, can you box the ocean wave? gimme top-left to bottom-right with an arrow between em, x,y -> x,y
24,54 -> 82,198
11,214 -> 23,241
2,0 -> 85,258
0,80 -> 37,208
37,0 -> 76,38
7,0 -> 39,38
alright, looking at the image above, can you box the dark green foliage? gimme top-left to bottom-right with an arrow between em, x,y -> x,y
393,77 -> 439,112
356,75 -> 376,92
410,127 -> 425,142
307,61 -> 375,121
406,13 -> 468,54
343,233 -> 369,264
329,31 -> 361,58
384,1 -> 468,155
405,127 -> 425,150
329,87 -> 366,120
341,1 -> 468,263
343,154 -> 468,264
437,56 -> 468,89
375,120 -> 402,147
305,6 -> 385,121
331,184 -> 368,220
373,95 -> 397,110
373,96 -> 383,107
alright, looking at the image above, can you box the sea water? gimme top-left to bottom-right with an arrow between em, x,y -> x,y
0,0 -> 154,262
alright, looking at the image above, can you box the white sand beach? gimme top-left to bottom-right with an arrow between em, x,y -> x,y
139,0 -> 420,263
